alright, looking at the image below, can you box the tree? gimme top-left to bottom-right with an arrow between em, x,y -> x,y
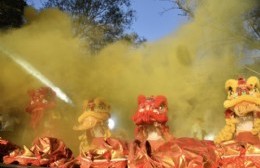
245,3 -> 260,42
43,0 -> 143,51
172,0 -> 259,47
0,0 -> 27,29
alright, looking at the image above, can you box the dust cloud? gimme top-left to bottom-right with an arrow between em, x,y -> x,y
0,0 -> 258,153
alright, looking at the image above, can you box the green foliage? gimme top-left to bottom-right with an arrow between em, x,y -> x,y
245,2 -> 260,43
0,0 -> 27,29
43,0 -> 143,51
174,0 -> 259,46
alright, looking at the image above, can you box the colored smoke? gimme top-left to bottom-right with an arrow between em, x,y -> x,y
0,0 -> 259,153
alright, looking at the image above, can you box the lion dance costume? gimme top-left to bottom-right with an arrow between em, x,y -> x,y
73,98 -> 128,168
215,76 -> 260,167
2,87 -> 74,167
26,87 -> 56,129
3,137 -> 74,167
128,95 -> 217,168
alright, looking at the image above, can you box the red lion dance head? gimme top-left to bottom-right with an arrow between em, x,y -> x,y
26,87 -> 56,129
132,95 -> 171,140
132,95 -> 168,125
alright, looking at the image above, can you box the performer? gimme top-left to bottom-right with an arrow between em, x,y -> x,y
73,98 -> 128,168
129,95 -> 217,168
215,76 -> 260,167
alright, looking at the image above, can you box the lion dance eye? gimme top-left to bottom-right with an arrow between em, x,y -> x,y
228,87 -> 233,95
159,104 -> 165,111
98,102 -> 107,110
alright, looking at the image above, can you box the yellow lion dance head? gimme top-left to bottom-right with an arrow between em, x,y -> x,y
73,98 -> 111,137
215,76 -> 260,144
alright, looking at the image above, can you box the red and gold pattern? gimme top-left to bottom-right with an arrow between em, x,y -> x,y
216,140 -> 260,167
0,137 -> 19,163
77,137 -> 128,168
129,138 -> 218,168
3,137 -> 74,167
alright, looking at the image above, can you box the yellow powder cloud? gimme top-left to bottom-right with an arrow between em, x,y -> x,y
0,0 -> 258,153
